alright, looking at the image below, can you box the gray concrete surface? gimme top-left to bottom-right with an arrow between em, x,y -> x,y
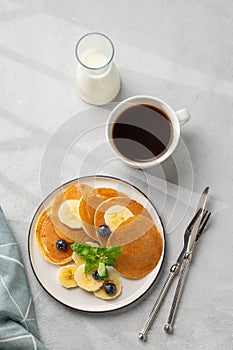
0,1 -> 232,349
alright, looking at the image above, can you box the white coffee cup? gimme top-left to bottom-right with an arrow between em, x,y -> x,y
106,95 -> 191,169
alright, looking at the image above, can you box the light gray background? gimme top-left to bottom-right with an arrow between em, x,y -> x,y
0,1 -> 232,349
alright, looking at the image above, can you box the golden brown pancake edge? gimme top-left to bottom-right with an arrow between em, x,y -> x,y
36,208 -> 73,265
107,215 -> 163,278
51,183 -> 96,242
94,196 -> 152,246
79,187 -> 129,240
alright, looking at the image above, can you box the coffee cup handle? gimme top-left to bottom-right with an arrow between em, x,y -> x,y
176,109 -> 191,125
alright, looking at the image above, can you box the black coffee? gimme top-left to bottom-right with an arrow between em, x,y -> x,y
112,104 -> 173,162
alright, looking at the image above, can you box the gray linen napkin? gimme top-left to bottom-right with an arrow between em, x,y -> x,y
0,207 -> 48,350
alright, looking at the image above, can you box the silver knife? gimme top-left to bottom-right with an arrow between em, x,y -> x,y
186,187 -> 209,255
164,187 -> 209,333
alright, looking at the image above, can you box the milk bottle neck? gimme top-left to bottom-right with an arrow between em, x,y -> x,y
78,50 -> 113,75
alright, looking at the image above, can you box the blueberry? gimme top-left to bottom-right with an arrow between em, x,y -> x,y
56,239 -> 67,250
92,270 -> 100,280
104,282 -> 116,295
98,225 -> 111,237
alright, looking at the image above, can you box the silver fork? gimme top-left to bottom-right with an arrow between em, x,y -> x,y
138,210 -> 211,341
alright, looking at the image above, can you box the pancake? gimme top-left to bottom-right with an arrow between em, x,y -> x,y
51,183 -> 95,243
36,208 -> 73,265
107,215 -> 163,279
79,187 -> 128,240
94,196 -> 152,245
63,183 -> 92,200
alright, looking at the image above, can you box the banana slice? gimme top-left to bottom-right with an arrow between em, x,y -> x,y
104,205 -> 133,231
74,264 -> 104,292
58,200 -> 82,229
58,264 -> 78,288
72,252 -> 85,266
72,242 -> 100,265
94,270 -> 122,300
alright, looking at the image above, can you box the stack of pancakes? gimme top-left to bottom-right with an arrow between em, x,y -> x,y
36,181 -> 163,278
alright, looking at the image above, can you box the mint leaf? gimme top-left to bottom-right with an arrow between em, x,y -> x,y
98,262 -> 108,279
102,258 -> 116,266
98,262 -> 106,277
73,242 -> 89,250
81,248 -> 90,257
71,242 -> 90,254
105,246 -> 122,258
91,247 -> 98,255
71,242 -> 122,278
85,261 -> 94,274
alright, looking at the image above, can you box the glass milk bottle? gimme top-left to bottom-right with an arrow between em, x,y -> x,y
75,32 -> 121,105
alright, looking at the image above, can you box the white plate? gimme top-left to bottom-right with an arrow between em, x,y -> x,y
28,175 -> 165,312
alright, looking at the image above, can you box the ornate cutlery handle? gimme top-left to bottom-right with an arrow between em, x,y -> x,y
138,263 -> 179,341
164,252 -> 192,334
